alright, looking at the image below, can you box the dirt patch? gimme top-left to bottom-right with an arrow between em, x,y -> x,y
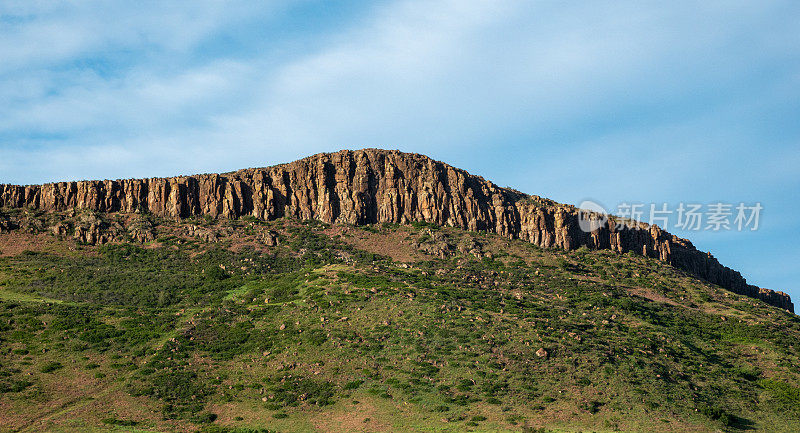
626,287 -> 681,307
329,226 -> 424,263
0,232 -> 89,257
310,400 -> 390,433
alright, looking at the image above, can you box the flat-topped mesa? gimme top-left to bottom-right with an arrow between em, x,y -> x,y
0,148 -> 792,312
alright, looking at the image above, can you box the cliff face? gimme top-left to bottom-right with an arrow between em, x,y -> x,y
0,148 -> 792,312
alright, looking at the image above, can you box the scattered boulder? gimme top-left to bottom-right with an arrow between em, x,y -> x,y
127,215 -> 157,243
184,224 -> 217,243
412,228 -> 452,258
457,237 -> 485,258
0,213 -> 12,233
261,230 -> 279,246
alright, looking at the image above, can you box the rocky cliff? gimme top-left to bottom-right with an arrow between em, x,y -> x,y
0,148 -> 792,312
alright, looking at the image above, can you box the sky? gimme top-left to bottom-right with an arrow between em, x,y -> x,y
1,1 -> 799,300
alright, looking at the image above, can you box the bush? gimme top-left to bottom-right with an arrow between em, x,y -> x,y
344,380 -> 363,390
265,375 -> 335,407
101,418 -> 139,426
760,379 -> 800,407
0,380 -> 32,393
205,266 -> 229,281
40,362 -> 63,373
193,412 -> 218,423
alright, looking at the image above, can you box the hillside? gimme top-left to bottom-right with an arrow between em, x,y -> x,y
0,151 -> 798,432
0,149 -> 792,312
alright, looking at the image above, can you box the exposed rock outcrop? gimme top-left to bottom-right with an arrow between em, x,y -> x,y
0,213 -> 11,233
411,228 -> 453,258
0,149 -> 792,312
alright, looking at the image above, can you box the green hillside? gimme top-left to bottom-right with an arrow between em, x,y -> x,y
1,211 -> 799,432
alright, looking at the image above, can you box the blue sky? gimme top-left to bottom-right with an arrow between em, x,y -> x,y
1,1 -> 799,300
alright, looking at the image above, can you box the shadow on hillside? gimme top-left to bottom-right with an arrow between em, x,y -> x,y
727,414 -> 756,430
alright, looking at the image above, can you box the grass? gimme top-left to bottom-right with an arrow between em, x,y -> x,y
0,286 -> 68,304
0,211 -> 799,432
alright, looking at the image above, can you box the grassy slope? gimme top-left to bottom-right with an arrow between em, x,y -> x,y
0,214 -> 799,433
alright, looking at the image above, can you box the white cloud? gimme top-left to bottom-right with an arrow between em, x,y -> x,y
1,0 -> 798,186
0,2 -> 237,71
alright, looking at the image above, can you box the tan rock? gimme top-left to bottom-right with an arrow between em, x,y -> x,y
0,148 -> 792,312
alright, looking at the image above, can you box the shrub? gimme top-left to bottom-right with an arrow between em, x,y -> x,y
344,380 -> 364,390
205,266 -> 229,281
40,362 -> 63,373
0,380 -> 32,393
760,379 -> 800,407
101,418 -> 139,426
193,412 -> 218,423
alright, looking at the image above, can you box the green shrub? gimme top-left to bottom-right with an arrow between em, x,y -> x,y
40,361 -> 63,373
344,380 -> 363,390
101,418 -> 139,426
205,266 -> 229,281
0,379 -> 33,393
760,379 -> 800,407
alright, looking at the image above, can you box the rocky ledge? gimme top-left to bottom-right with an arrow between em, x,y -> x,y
0,149 -> 792,312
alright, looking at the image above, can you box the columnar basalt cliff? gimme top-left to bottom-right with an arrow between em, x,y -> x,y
0,149 -> 792,312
